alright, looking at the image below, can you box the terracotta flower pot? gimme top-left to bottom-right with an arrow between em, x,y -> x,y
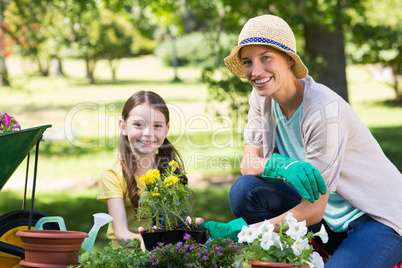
248,260 -> 310,268
17,230 -> 88,268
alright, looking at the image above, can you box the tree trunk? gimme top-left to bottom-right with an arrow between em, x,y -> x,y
0,1 -> 10,87
303,24 -> 349,103
0,53 -> 10,86
391,64 -> 401,103
51,57 -> 64,77
108,59 -> 118,81
85,56 -> 96,84
36,56 -> 49,76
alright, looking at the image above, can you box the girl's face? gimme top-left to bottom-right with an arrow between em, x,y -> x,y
240,45 -> 295,97
120,103 -> 169,156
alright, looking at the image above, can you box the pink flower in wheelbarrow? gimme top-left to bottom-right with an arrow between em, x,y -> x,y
0,112 -> 21,133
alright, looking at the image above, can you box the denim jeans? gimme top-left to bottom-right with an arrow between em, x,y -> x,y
229,175 -> 402,267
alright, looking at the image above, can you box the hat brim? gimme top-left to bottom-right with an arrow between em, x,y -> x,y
224,43 -> 308,79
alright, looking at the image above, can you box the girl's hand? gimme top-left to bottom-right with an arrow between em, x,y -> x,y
137,227 -> 146,252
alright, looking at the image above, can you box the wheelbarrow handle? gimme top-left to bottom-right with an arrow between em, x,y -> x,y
0,241 -> 24,258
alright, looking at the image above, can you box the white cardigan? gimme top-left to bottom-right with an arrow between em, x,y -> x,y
244,75 -> 402,236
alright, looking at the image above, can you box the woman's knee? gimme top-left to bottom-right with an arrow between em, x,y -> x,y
229,175 -> 263,217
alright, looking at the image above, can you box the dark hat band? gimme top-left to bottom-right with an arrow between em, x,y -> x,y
239,37 -> 295,54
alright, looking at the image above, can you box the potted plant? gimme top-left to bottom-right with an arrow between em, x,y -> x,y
76,239 -> 150,268
137,160 -> 207,250
238,213 -> 328,268
146,232 -> 241,267
78,234 -> 241,268
0,112 -> 21,133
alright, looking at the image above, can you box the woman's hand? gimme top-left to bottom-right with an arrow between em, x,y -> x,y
262,154 -> 327,203
185,216 -> 204,225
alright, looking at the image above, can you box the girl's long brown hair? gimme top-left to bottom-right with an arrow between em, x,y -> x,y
119,91 -> 187,211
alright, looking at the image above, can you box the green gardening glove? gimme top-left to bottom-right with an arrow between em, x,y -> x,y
199,218 -> 248,242
263,154 -> 327,203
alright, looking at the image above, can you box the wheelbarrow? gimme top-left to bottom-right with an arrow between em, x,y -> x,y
0,125 -> 53,267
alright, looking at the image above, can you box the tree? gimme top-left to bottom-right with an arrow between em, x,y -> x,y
58,0 -> 101,84
135,0 -> 188,82
184,0 -> 369,126
0,0 -> 11,86
346,0 -> 401,103
3,0 -> 53,76
96,9 -> 135,81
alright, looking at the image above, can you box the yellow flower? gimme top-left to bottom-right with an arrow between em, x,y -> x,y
144,169 -> 160,184
139,175 -> 148,184
151,192 -> 160,197
169,160 -> 179,168
164,175 -> 179,187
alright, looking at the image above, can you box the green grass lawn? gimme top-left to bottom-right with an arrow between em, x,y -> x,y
0,56 -> 401,253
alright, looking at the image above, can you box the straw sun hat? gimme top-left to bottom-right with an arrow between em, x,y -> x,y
224,15 -> 308,79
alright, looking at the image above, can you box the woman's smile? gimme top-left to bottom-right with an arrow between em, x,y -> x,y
253,77 -> 272,88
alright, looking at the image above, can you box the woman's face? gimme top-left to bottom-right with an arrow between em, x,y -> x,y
240,45 -> 295,97
120,103 -> 169,156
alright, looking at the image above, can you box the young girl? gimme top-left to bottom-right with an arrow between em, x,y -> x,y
97,91 -> 189,250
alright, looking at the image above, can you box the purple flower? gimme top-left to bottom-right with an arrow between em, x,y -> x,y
183,233 -> 191,240
1,113 -> 12,127
176,241 -> 183,249
0,113 -> 21,133
202,255 -> 208,260
197,252 -> 201,258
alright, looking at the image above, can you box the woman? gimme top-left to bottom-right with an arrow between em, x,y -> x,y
200,14 -> 402,267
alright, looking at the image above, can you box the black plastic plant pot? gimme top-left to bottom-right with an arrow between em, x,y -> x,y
141,229 -> 208,251
161,230 -> 181,245
141,231 -> 162,251
181,229 -> 208,244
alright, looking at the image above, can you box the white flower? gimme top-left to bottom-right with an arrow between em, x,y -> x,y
291,237 -> 309,256
286,220 -> 308,240
271,232 -> 283,251
237,225 -> 249,243
285,212 -> 298,227
260,233 -> 275,250
258,220 -> 274,236
308,251 -> 324,268
240,225 -> 260,243
314,224 -> 329,244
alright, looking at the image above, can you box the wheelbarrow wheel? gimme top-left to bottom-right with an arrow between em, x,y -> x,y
0,210 -> 54,268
